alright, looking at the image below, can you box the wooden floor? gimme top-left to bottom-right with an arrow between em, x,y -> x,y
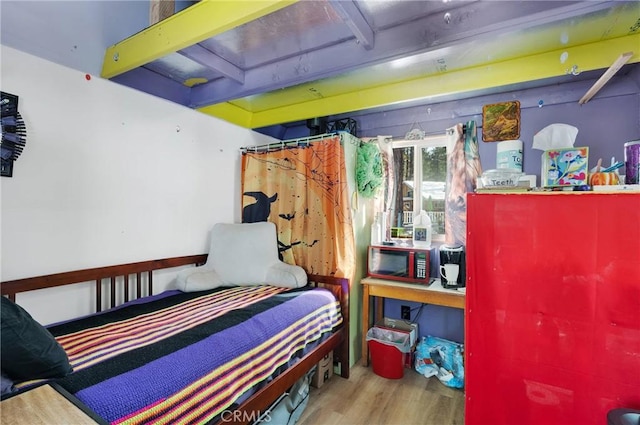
298,364 -> 465,425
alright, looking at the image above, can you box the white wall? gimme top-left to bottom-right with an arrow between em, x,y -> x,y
0,46 -> 276,324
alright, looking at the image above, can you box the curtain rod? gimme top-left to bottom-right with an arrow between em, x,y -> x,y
240,132 -> 342,153
364,124 -> 466,142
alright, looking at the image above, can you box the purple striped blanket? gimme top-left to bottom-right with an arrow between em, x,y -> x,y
46,285 -> 342,424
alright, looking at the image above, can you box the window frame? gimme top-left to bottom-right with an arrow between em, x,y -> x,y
391,134 -> 448,242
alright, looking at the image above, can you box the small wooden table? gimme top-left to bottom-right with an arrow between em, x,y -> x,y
1,384 -> 99,425
361,277 -> 465,366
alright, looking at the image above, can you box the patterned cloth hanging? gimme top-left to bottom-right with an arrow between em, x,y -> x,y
445,121 -> 482,246
241,135 -> 355,279
355,142 -> 384,198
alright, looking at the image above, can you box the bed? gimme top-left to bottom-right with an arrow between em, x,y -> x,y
0,253 -> 350,425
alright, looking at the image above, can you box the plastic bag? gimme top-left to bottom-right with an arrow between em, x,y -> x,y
415,335 -> 464,388
366,327 -> 411,353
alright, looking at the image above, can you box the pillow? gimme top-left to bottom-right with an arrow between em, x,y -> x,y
265,262 -> 307,288
0,370 -> 15,396
177,261 -> 308,292
207,222 -> 282,285
0,297 -> 72,381
176,268 -> 224,292
176,222 -> 307,292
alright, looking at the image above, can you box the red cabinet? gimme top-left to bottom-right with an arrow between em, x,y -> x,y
466,193 -> 640,425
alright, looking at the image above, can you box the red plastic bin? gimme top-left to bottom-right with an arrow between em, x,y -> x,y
367,327 -> 410,379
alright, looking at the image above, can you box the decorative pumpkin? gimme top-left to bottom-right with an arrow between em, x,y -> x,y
588,172 -> 619,186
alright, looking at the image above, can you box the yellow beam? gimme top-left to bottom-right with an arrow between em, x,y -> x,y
201,34 -> 640,128
198,102 -> 253,128
250,34 -> 640,128
101,0 -> 297,79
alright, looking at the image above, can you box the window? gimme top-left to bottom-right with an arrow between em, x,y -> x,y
390,135 -> 448,243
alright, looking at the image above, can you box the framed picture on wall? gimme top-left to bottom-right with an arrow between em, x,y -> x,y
482,101 -> 521,142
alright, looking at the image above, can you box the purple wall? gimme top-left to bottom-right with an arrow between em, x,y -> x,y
384,243 -> 466,344
257,64 -> 640,346
483,93 -> 639,178
258,64 -> 640,180
385,299 -> 464,344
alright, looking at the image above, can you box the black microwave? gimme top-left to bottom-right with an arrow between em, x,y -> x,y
367,245 -> 430,283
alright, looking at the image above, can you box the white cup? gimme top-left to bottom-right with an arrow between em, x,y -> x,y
440,264 -> 459,284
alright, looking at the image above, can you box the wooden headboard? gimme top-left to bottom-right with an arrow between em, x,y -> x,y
0,255 -> 351,379
0,255 -> 208,312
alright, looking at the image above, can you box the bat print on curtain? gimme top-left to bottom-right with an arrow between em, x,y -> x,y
445,121 -> 482,246
241,135 -> 355,279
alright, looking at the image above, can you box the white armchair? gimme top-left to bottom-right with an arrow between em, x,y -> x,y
176,222 -> 307,292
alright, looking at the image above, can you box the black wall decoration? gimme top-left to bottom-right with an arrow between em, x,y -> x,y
1,92 -> 27,177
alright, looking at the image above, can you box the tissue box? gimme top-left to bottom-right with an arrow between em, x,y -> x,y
541,147 -> 589,187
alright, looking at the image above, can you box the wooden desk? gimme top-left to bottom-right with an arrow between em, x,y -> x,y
1,384 -> 99,425
361,277 -> 465,366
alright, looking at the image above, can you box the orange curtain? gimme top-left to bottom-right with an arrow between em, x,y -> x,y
241,135 -> 355,279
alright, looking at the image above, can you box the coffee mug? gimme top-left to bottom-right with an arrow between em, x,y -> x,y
440,264 -> 459,284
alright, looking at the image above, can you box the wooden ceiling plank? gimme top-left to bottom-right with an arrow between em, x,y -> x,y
180,45 -> 245,84
329,0 -> 374,50
199,102 -> 253,128
190,1 -> 623,107
579,52 -> 634,104
101,0 -> 297,79
198,34 -> 640,128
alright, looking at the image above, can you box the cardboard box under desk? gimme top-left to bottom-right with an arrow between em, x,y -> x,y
375,318 -> 419,368
311,351 -> 333,388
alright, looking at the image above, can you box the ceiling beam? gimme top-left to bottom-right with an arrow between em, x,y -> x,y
101,0 -> 297,79
198,34 -> 639,128
198,101 -> 253,128
180,45 -> 245,84
111,67 -> 192,106
329,0 -> 374,50
190,0 -> 618,107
